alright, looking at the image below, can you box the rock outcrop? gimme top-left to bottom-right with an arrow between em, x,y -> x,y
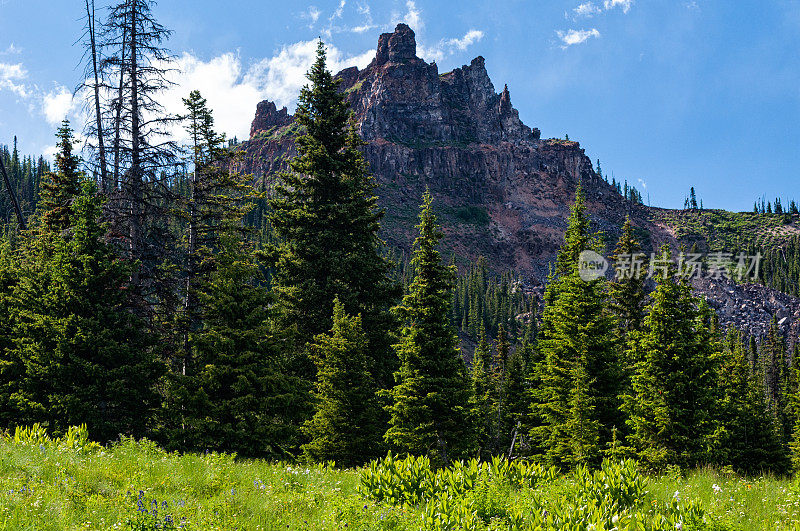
236,23 -> 638,277
234,23 -> 799,340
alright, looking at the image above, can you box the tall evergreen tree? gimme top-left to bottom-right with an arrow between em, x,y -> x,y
168,231 -> 307,457
470,324 -> 495,459
716,331 -> 787,473
9,180 -> 161,441
40,121 -> 82,232
385,191 -> 473,464
622,245 -> 717,470
498,346 -> 529,457
609,217 -> 647,338
302,298 -> 383,466
535,184 -> 620,468
269,41 -> 398,386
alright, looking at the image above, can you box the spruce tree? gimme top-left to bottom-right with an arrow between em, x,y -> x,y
10,180 -> 161,441
535,185 -> 619,468
40,120 -> 82,232
385,191 -> 473,464
175,232 -> 309,457
609,217 -> 647,338
302,298 -> 383,466
498,346 -> 529,457
269,41 -> 398,386
717,331 -> 786,473
470,324 -> 495,459
622,245 -> 717,470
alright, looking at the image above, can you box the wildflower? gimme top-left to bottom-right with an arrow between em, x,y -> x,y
673,490 -> 681,502
675,523 -> 682,530
712,484 -> 721,494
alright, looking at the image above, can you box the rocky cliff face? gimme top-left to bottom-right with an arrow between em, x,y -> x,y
236,24 -> 798,340
238,24 -> 651,277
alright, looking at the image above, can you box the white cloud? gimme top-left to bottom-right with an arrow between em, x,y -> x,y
574,2 -> 602,17
603,0 -> 633,13
301,5 -> 321,27
418,29 -> 484,61
573,0 -> 632,18
557,28 -> 600,47
447,29 -> 484,51
159,43 -> 373,143
0,62 -> 29,98
392,1 -> 423,31
41,84 -> 78,126
351,3 -> 378,33
637,178 -> 647,190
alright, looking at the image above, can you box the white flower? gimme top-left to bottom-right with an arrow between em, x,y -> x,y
675,523 -> 683,530
673,490 -> 681,502
712,483 -> 722,494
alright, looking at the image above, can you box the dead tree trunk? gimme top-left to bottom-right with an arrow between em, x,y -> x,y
0,155 -> 26,230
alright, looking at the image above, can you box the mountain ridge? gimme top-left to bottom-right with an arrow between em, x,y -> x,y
235,23 -> 800,341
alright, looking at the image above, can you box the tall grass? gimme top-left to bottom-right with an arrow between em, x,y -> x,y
0,433 -> 798,530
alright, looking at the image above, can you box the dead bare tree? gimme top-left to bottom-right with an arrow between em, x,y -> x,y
0,155 -> 26,230
78,0 -> 109,192
98,0 -> 179,266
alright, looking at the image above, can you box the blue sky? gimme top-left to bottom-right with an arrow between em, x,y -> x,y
0,0 -> 798,211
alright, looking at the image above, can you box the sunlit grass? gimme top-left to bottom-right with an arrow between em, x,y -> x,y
0,437 -> 797,530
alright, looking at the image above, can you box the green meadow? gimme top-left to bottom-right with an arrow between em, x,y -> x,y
1,428 -> 799,531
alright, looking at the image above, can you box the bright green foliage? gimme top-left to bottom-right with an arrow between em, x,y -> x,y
269,42 -> 398,385
535,185 -> 620,469
385,191 -> 473,465
622,245 -> 718,470
716,330 -> 787,474
7,180 -> 161,441
39,121 -> 81,232
358,452 -> 557,507
302,298 -> 383,466
360,454 -> 707,530
2,429 -> 797,529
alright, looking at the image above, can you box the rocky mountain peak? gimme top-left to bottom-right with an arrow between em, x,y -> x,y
250,100 -> 291,137
374,23 -> 418,65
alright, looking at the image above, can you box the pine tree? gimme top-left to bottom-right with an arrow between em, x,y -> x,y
269,41 -> 398,386
717,331 -> 787,473
609,217 -> 647,338
470,324 -> 495,458
9,180 -> 161,441
167,231 -> 308,457
385,191 -> 473,464
535,184 -> 620,468
622,245 -> 717,470
40,121 -> 82,232
302,298 -> 383,466
498,346 -> 528,457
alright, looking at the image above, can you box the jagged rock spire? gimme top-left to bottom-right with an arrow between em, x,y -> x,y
375,23 -> 418,65
499,84 -> 512,115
